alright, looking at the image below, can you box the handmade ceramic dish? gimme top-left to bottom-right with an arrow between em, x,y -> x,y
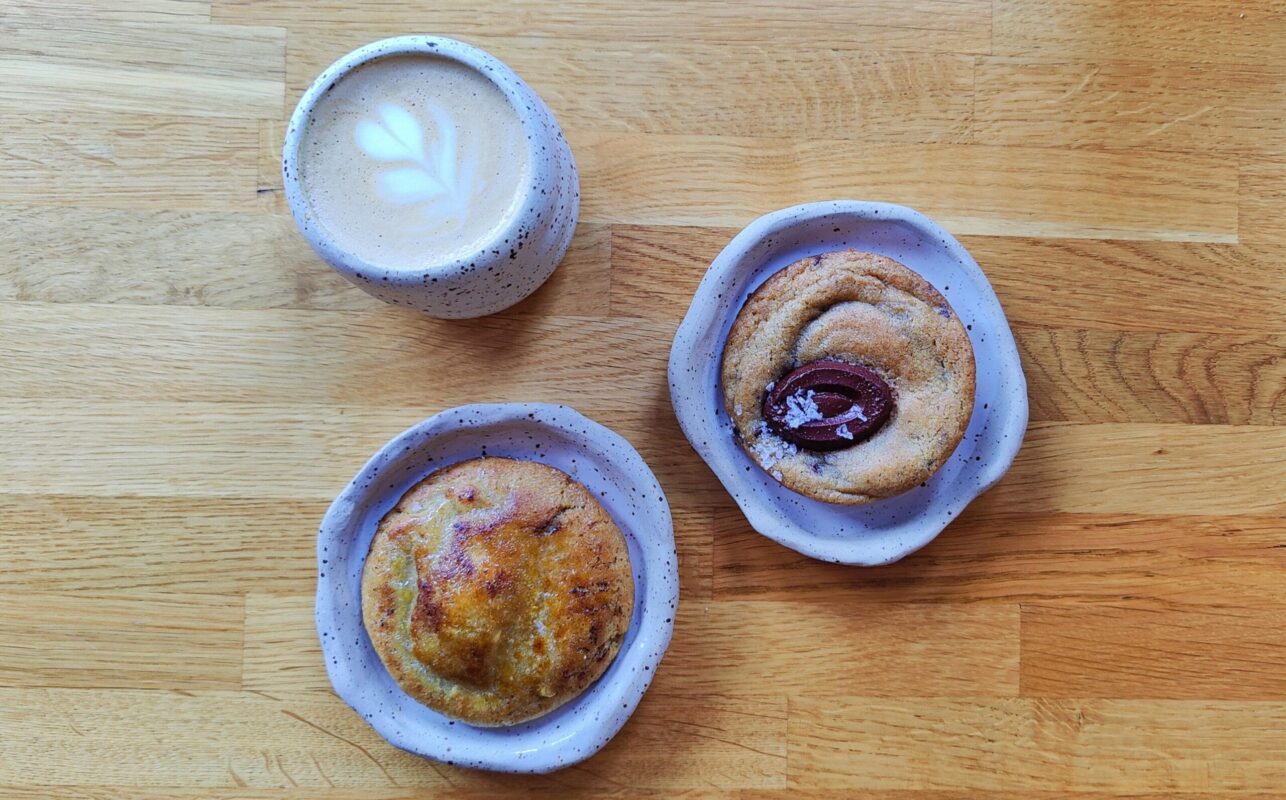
316,403 -> 677,772
669,201 -> 1028,565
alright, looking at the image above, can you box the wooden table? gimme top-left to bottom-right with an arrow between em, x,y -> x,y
2,1 -> 1284,796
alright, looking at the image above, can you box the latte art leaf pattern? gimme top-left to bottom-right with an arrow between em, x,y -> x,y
355,102 -> 474,218
298,55 -> 537,275
356,103 -> 425,163
376,167 -> 444,203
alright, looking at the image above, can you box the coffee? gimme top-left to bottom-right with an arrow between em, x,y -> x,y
297,55 -> 531,269
286,37 -> 579,317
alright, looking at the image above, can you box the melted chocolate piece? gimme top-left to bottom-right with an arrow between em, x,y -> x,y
762,359 -> 893,450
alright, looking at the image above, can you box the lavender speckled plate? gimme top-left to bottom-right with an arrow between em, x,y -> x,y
669,201 -> 1028,566
316,403 -> 677,772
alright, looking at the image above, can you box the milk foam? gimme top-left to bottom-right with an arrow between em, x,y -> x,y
299,56 -> 530,268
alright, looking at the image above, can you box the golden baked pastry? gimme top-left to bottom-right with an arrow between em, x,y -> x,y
361,456 -> 633,726
721,250 -> 975,504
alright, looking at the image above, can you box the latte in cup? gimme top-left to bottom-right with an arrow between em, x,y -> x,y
284,37 -> 579,318
297,55 -> 531,268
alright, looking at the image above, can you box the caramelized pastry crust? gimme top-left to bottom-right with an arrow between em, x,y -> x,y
361,457 -> 633,726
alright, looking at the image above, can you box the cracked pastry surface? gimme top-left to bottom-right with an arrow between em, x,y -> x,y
361,457 -> 633,726
721,249 -> 976,505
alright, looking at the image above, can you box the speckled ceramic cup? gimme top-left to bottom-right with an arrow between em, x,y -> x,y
284,36 -> 579,318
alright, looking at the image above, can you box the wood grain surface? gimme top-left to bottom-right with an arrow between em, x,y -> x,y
1,1 -> 1283,797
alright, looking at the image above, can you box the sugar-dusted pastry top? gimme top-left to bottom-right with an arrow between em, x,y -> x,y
721,250 -> 975,504
361,457 -> 633,726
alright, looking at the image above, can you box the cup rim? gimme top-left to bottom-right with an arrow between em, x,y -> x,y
282,35 -> 552,282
